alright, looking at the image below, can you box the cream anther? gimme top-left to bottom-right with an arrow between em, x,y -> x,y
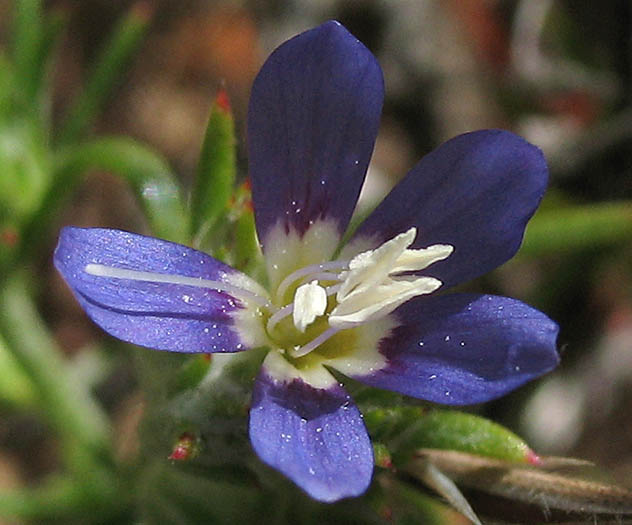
329,228 -> 453,328
266,284 -> 340,334
292,281 -> 327,332
329,276 -> 442,329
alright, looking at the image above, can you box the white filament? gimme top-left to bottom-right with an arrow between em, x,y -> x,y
290,327 -> 340,358
275,260 -> 348,301
84,264 -> 270,308
266,303 -> 294,334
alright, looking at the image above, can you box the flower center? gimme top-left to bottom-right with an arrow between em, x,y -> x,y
265,227 -> 453,358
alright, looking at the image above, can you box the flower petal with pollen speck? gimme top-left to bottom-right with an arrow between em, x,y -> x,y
249,352 -> 373,502
348,294 -> 559,405
248,20 -> 384,248
54,227 -> 265,353
349,130 -> 549,289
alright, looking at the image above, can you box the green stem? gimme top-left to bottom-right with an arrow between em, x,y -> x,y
35,7 -> 70,132
57,2 -> 152,145
0,477 -> 83,520
11,0 -> 43,104
379,474 -> 461,524
0,330 -> 37,407
521,202 -> 632,256
0,273 -> 109,471
18,136 -> 186,269
0,472 -> 129,521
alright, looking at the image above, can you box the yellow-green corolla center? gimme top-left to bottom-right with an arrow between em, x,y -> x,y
266,286 -> 362,371
262,227 -> 454,367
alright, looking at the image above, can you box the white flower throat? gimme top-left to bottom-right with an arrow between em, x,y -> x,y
84,228 -> 452,359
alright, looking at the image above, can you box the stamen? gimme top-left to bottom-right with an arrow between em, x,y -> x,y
325,283 -> 342,295
275,260 -> 348,300
290,326 -> 339,358
84,264 -> 270,308
308,272 -> 341,282
266,283 -> 341,334
266,303 -> 294,333
293,281 -> 327,332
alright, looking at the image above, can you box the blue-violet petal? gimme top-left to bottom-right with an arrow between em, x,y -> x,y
351,130 -> 548,288
350,293 -> 559,405
54,227 -> 255,353
248,20 -> 384,247
249,359 -> 373,502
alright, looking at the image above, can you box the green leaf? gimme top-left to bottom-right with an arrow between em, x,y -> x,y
521,202 -> 632,256
19,137 -> 186,265
0,476 -> 83,520
0,331 -> 36,407
364,407 -> 533,465
378,475 -> 471,525
0,114 -> 49,221
138,460 -> 268,525
0,273 -> 110,466
190,89 -> 237,239
9,0 -> 65,114
57,3 -> 152,145
170,354 -> 212,396
29,6 -> 68,115
0,472 -> 129,522
229,181 -> 262,274
11,0 -> 44,103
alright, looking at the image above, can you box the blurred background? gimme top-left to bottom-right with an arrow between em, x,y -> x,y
0,0 -> 631,522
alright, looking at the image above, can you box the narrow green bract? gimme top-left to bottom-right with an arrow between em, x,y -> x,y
190,91 -> 237,239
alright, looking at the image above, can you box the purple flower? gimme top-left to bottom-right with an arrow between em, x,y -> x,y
54,21 -> 559,502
